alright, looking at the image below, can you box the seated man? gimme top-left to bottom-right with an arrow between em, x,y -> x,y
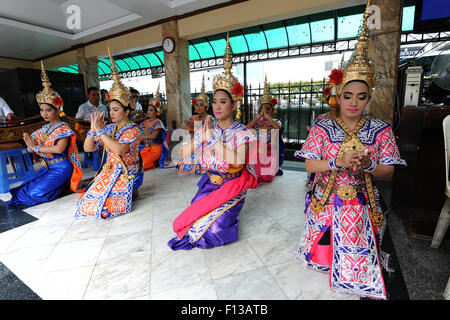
76,86 -> 109,122
129,88 -> 145,119
0,96 -> 16,122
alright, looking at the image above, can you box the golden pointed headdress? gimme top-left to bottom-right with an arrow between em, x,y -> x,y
212,33 -> 245,118
338,0 -> 375,95
148,83 -> 161,110
259,74 -> 277,107
194,74 -> 209,106
36,61 -> 64,113
107,47 -> 133,109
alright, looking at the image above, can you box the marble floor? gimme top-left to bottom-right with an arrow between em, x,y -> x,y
0,167 -> 361,300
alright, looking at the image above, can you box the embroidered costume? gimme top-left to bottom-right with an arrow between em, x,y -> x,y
254,74 -> 285,183
178,75 -> 209,175
9,62 -> 83,206
139,85 -> 171,170
168,34 -> 258,250
294,1 -> 407,300
75,48 -> 143,219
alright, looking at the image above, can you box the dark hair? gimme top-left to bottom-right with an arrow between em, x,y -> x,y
87,86 -> 99,94
148,104 -> 159,115
100,89 -> 108,94
344,80 -> 370,91
214,89 -> 234,102
130,88 -> 139,95
40,103 -> 58,111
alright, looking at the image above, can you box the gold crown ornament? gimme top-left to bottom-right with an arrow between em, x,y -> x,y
106,47 -> 133,109
192,74 -> 209,107
259,74 -> 278,110
148,83 -> 161,114
212,33 -> 245,119
36,61 -> 65,116
338,0 -> 376,95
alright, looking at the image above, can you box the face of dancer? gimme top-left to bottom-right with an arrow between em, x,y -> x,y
338,81 -> 370,121
261,103 -> 273,116
212,90 -> 235,122
195,100 -> 207,116
109,100 -> 129,124
147,105 -> 157,119
40,104 -> 60,123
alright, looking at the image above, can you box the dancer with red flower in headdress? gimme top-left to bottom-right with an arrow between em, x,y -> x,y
247,74 -> 285,183
9,61 -> 84,206
168,34 -> 258,250
139,83 -> 173,170
178,75 -> 210,175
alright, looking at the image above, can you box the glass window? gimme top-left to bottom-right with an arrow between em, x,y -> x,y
243,29 -> 268,51
209,38 -> 227,57
286,22 -> 311,46
265,27 -> 288,49
310,18 -> 335,42
338,13 -> 363,39
229,34 -> 248,54
192,41 -> 215,59
402,6 -> 415,31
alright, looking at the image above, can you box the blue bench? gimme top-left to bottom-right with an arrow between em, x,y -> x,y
83,150 -> 104,172
0,148 -> 36,193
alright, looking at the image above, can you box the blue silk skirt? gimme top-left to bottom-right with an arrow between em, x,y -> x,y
8,158 -> 73,207
168,172 -> 245,250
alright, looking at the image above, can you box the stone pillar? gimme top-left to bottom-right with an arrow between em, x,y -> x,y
367,0 -> 402,124
162,20 -> 191,131
76,47 -> 100,100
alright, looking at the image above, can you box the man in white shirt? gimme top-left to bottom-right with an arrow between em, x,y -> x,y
130,88 -> 145,119
75,87 -> 109,122
0,96 -> 15,121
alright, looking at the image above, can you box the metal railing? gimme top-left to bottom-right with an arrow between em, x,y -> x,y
137,80 -> 330,146
245,80 -> 330,145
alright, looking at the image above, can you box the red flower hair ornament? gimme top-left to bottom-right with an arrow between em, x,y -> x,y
232,82 -> 244,98
328,68 -> 343,85
52,96 -> 63,106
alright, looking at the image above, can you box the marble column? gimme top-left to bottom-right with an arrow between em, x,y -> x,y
366,0 -> 402,124
76,47 -> 100,100
162,20 -> 191,131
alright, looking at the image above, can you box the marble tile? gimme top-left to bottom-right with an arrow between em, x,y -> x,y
97,231 -> 151,264
40,238 -> 105,273
267,205 -> 305,231
7,222 -> 72,252
247,229 -> 299,267
238,210 -> 283,239
151,249 -> 210,294
83,255 -> 151,300
267,261 -> 358,300
59,219 -> 113,243
107,207 -> 152,237
150,280 -> 218,300
0,222 -> 36,254
202,240 -> 264,280
27,265 -> 95,300
0,245 -> 55,283
213,267 -> 287,300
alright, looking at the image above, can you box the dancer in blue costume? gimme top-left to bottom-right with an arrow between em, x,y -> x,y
9,61 -> 84,206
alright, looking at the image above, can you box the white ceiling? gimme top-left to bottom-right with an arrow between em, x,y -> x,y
0,0 -> 232,61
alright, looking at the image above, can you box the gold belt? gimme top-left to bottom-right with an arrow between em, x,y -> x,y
102,162 -> 136,181
317,180 -> 366,200
207,171 -> 241,185
41,157 -> 68,168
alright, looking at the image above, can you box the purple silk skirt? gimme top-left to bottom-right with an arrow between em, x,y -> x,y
168,171 -> 245,250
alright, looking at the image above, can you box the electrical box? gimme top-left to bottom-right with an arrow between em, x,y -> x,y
404,66 -> 423,107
